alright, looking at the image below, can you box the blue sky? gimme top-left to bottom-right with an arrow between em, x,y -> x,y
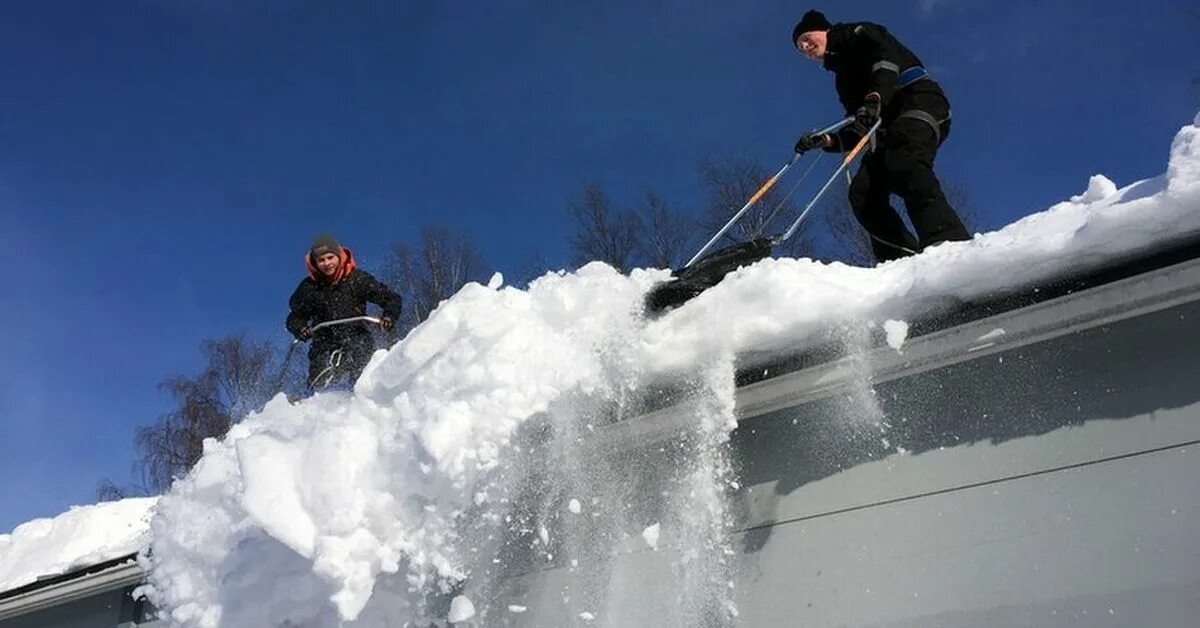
0,0 -> 1195,533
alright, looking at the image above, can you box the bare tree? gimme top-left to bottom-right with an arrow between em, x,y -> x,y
136,371 -> 232,494
98,335 -> 283,498
516,249 -> 555,288
383,225 -> 488,333
697,153 -> 813,258
822,176 -> 980,266
820,192 -> 875,267
567,182 -> 643,273
203,336 -> 278,419
96,476 -> 147,501
638,189 -> 697,269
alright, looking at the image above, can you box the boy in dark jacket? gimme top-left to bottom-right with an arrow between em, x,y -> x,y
286,234 -> 403,388
792,10 -> 971,263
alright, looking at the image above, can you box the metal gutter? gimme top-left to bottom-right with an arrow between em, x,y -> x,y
0,555 -> 144,621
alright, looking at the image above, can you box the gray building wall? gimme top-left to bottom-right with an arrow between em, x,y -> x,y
0,585 -> 159,628
481,276 -> 1200,625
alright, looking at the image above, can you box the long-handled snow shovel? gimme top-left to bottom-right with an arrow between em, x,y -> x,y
644,117 -> 880,315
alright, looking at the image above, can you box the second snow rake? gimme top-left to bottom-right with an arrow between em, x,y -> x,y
644,117 -> 880,314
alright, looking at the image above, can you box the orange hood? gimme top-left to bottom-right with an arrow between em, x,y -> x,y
305,246 -> 357,283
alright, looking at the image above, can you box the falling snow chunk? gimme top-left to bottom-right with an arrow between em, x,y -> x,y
568,499 -> 582,514
487,272 -> 504,289
642,523 -> 661,550
538,525 -> 550,545
883,319 -> 909,352
976,328 -> 1007,342
508,605 -> 528,613
579,611 -> 595,621
447,595 -> 476,622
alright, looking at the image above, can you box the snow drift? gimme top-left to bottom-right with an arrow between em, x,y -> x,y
131,112 -> 1200,627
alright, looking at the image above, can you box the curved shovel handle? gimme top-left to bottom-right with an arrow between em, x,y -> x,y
293,316 -> 384,344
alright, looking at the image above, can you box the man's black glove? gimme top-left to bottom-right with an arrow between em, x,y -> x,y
842,92 -> 883,142
794,132 -> 828,155
379,317 -> 394,332
297,325 -> 313,341
854,92 -> 882,128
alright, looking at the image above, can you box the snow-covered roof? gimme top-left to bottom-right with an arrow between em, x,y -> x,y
0,497 -> 156,596
2,111 -> 1197,625
135,113 -> 1200,628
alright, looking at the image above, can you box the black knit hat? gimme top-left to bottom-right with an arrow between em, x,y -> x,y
310,233 -> 342,259
792,10 -> 833,46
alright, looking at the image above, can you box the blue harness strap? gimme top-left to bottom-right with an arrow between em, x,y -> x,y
898,66 -> 930,88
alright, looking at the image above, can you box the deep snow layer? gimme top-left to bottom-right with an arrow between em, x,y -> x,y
0,497 -> 156,594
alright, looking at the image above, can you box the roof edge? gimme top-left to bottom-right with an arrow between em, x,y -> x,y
0,553 -> 144,621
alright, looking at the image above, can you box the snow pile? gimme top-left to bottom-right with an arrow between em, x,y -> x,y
0,497 -> 156,593
146,264 -> 702,627
143,113 -> 1200,627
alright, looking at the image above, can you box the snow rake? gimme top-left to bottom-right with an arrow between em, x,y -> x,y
273,315 -> 383,392
644,117 -> 880,315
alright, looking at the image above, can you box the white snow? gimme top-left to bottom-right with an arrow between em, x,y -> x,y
883,320 -> 909,352
508,604 -> 528,613
580,611 -> 596,621
568,499 -> 582,514
1071,174 -> 1118,203
976,328 -> 1007,342
447,595 -> 476,622
642,523 -> 661,550
486,272 -> 504,290
0,497 -> 156,594
125,112 -> 1200,628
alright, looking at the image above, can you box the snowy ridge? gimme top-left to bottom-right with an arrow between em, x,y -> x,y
639,112 -> 1200,373
0,497 -> 156,594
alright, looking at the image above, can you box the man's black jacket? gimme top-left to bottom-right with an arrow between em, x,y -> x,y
821,22 -> 950,149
